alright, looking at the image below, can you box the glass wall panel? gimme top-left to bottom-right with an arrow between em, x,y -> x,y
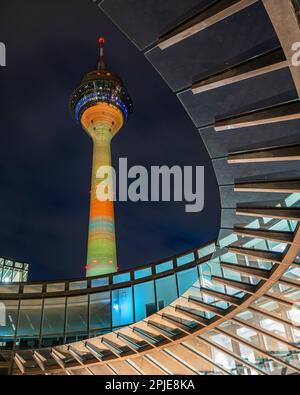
66,295 -> 88,334
219,320 -> 300,371
236,309 -> 300,344
156,261 -> 173,274
268,283 -> 300,303
198,243 -> 216,258
17,299 -> 43,337
200,259 -> 222,278
42,297 -> 66,336
184,337 -> 257,375
112,287 -> 133,327
69,281 -> 87,291
177,253 -> 195,266
282,267 -> 300,283
90,292 -> 111,330
155,275 -> 178,310
113,273 -> 131,284
177,267 -> 198,295
47,283 -> 65,293
23,284 -> 43,294
134,267 -> 152,280
1,267 -> 12,282
0,284 -> 19,294
0,300 -> 18,337
134,281 -> 156,321
91,277 -> 109,288
252,297 -> 300,326
11,270 -> 24,282
201,330 -> 287,375
222,267 -> 260,286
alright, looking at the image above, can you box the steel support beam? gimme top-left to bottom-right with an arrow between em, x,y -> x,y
216,101 -> 300,131
234,227 -> 294,244
235,179 -> 300,193
193,48 -> 287,94
236,207 -> 300,221
159,0 -> 258,50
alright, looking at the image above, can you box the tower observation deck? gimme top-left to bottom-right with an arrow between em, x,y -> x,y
70,38 -> 133,277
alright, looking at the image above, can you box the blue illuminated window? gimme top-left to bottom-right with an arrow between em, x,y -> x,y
90,292 -> 111,330
134,281 -> 156,321
91,277 -> 109,288
155,275 -> 178,310
155,261 -> 173,274
113,273 -> 131,284
198,243 -> 216,258
177,253 -> 195,266
134,267 -> 152,280
112,287 -> 133,327
177,267 -> 198,295
0,300 -> 18,337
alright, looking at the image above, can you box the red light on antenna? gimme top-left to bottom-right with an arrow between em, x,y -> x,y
84,266 -> 88,271
99,37 -> 105,45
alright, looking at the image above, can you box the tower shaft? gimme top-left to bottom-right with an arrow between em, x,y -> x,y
81,104 -> 123,276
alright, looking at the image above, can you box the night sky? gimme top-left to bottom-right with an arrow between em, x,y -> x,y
0,0 -> 220,281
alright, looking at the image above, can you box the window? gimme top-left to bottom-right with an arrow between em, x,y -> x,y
66,295 -> 88,334
134,281 -> 156,321
177,253 -> 195,266
91,277 -> 109,288
113,272 -> 130,284
90,292 -> 111,330
23,284 -> 43,294
17,299 -> 43,337
42,297 -> 66,336
177,267 -> 198,295
0,300 -> 18,337
134,267 -> 152,280
155,275 -> 178,310
155,261 -> 173,274
47,283 -> 65,293
112,287 -> 133,327
69,281 -> 87,291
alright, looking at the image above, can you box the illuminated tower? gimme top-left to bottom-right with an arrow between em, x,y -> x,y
70,38 -> 133,277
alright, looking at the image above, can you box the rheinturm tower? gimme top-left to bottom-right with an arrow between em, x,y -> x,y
70,38 -> 133,277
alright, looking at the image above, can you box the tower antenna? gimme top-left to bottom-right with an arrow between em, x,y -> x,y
98,37 -> 106,70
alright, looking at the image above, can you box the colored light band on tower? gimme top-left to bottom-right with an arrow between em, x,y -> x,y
75,92 -> 129,123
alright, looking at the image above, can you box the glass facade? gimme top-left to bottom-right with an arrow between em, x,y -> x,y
0,259 -> 28,283
0,243 -> 216,350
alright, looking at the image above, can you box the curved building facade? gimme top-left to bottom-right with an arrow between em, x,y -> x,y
1,0 -> 300,376
0,243 -> 215,374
